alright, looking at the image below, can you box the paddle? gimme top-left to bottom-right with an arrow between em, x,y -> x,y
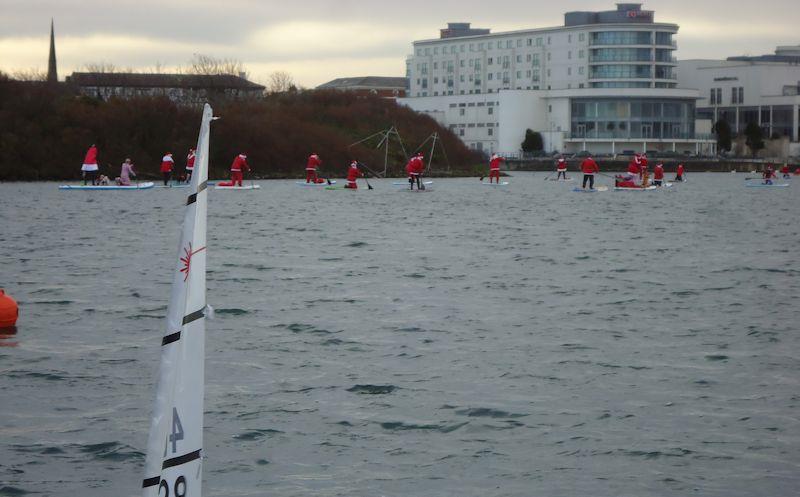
419,175 -> 426,191
357,162 -> 373,190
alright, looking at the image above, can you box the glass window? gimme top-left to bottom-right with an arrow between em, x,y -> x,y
710,88 -> 716,105
739,87 -> 744,103
591,31 -> 652,45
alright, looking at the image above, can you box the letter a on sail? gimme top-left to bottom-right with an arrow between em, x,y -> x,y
142,104 -> 212,497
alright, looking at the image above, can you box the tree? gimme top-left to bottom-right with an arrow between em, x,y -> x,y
187,54 -> 247,78
744,122 -> 764,157
12,68 -> 47,81
520,129 -> 543,153
83,62 -> 117,73
267,71 -> 295,94
714,119 -> 732,153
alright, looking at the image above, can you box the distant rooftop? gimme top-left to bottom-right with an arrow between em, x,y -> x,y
565,3 -> 655,27
439,22 -> 491,39
66,72 -> 265,90
317,76 -> 408,90
727,45 -> 800,64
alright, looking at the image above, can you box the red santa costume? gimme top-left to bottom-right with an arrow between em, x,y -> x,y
580,156 -> 599,189
185,148 -> 196,182
488,154 -> 504,183
675,164 -> 685,181
160,153 -> 174,186
345,161 -> 362,189
556,157 -> 568,180
405,153 -> 425,189
306,153 -> 322,183
653,163 -> 665,186
219,154 -> 249,186
81,145 -> 99,185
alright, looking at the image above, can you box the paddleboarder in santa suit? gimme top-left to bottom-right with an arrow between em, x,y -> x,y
487,154 -> 504,184
306,153 -> 322,183
185,148 -> 196,183
344,160 -> 363,189
556,155 -> 568,180
580,154 -> 600,190
675,163 -> 685,182
160,153 -> 174,186
653,163 -> 665,187
81,144 -> 99,185
219,153 -> 250,187
780,164 -> 790,179
406,152 -> 425,190
762,164 -> 776,185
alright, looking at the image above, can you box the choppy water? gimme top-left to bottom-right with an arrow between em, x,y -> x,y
1,173 -> 799,497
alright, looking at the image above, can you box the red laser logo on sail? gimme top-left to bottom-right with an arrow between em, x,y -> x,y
179,244 -> 206,282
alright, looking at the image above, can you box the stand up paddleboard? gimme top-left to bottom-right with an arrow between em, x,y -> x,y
745,183 -> 790,188
481,181 -> 510,187
296,181 -> 335,187
572,186 -> 608,192
548,178 -> 574,182
392,181 -> 433,187
59,182 -> 155,190
614,185 -> 658,191
214,184 -> 260,190
155,183 -> 190,188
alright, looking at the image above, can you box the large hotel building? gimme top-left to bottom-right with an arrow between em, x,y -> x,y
399,3 -> 716,156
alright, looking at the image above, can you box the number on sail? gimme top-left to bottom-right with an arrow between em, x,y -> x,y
158,475 -> 187,497
169,408 -> 184,454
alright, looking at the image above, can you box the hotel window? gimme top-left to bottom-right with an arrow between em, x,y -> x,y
716,88 -> 722,104
517,39 -> 522,47
579,49 -> 584,58
527,38 -> 533,46
459,108 -> 465,116
507,40 -> 513,48
710,88 -> 716,104
536,37 -> 543,46
547,69 -> 551,77
568,67 -> 572,76
460,75 -> 465,82
533,70 -> 540,81
469,59 -> 474,67
433,62 -> 438,70
434,47 -> 438,55
488,128 -> 493,136
532,54 -> 540,66
516,71 -> 522,78
470,43 -> 474,51
739,87 -> 744,103
526,54 -> 532,62
526,70 -> 532,77
488,73 -> 493,80
579,33 -> 585,42
579,66 -> 584,75
568,51 -> 572,59
488,107 -> 493,115
731,87 -> 737,104
425,48 -> 430,55
488,42 -> 494,49
547,53 -> 551,61
460,44 -> 465,52
547,36 -> 551,45
516,55 -> 522,63
488,57 -> 493,65
460,60 -> 465,67
568,34 -> 572,43
479,43 -> 484,50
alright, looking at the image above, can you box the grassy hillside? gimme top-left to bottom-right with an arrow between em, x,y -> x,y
0,77 -> 483,181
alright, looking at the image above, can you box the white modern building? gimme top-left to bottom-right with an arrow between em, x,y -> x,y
399,3 -> 715,156
678,46 -> 800,147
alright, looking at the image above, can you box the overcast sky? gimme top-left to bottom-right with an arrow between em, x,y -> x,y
1,0 -> 798,87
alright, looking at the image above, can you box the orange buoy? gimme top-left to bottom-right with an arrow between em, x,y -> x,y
0,289 -> 19,328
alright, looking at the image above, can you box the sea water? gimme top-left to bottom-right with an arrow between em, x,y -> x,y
1,173 -> 798,496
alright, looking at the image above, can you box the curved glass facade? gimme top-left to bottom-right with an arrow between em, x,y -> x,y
590,81 -> 651,88
571,99 -> 695,139
590,31 -> 652,45
590,48 -> 652,62
591,65 -> 651,79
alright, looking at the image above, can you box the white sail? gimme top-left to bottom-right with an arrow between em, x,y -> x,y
142,103 -> 213,497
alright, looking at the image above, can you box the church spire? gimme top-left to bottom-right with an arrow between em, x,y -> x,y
47,19 -> 58,83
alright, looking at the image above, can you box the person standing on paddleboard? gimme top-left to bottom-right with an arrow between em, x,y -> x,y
487,154 -> 504,184
763,164 -> 776,185
556,155 -> 568,180
185,148 -> 196,183
344,160 -> 363,189
675,163 -> 685,182
580,154 -> 599,190
160,153 -> 174,186
306,153 -> 322,183
780,164 -> 790,179
653,163 -> 665,187
406,152 -> 424,190
81,144 -> 99,185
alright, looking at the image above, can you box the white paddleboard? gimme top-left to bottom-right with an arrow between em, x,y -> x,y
392,181 -> 433,187
614,185 -> 657,191
572,186 -> 608,192
214,184 -> 261,190
296,180 -> 335,186
548,177 -> 574,182
481,181 -> 510,186
59,182 -> 155,190
745,183 -> 790,188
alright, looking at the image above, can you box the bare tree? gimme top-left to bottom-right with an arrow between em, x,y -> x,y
11,68 -> 47,81
267,71 -> 295,93
187,53 -> 247,78
83,62 -> 117,73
